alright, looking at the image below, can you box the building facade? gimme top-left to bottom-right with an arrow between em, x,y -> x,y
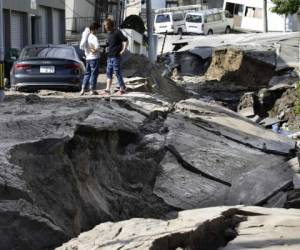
2,0 -> 65,54
167,0 -> 224,8
65,0 -> 122,35
224,0 -> 300,32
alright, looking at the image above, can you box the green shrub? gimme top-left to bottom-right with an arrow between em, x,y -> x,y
294,81 -> 300,115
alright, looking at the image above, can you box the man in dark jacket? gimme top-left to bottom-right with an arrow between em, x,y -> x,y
101,18 -> 128,95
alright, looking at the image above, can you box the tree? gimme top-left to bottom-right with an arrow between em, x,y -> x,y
271,0 -> 300,31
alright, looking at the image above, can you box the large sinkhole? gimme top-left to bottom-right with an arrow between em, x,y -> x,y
4,125 -> 173,250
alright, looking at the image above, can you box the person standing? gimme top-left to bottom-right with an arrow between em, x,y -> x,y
80,22 -> 100,95
101,18 -> 128,95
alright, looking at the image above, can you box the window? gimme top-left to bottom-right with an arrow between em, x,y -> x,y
21,47 -> 76,59
186,14 -> 202,23
156,14 -> 171,23
213,13 -> 222,21
172,13 -> 184,21
205,14 -> 214,23
234,4 -> 244,16
245,7 -> 262,18
225,10 -> 233,18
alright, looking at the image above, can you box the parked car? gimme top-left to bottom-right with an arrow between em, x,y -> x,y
185,9 -> 233,35
154,12 -> 186,35
10,45 -> 85,91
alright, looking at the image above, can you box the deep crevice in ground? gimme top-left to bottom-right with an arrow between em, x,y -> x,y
150,208 -> 254,250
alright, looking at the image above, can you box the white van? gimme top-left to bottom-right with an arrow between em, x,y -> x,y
185,9 -> 233,35
154,12 -> 186,35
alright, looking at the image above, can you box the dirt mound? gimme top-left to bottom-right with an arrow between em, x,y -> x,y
269,88 -> 297,125
205,48 -> 275,87
121,53 -> 187,102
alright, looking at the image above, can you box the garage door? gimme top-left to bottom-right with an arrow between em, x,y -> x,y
52,9 -> 61,44
40,6 -> 49,44
10,12 -> 23,50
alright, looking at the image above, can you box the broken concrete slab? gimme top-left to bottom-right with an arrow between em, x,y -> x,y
175,99 -> 295,155
259,117 -> 281,127
124,77 -> 153,92
227,157 -> 299,206
153,152 -> 230,210
223,207 -> 300,250
56,206 -> 300,250
238,106 -> 255,117
0,93 -> 297,249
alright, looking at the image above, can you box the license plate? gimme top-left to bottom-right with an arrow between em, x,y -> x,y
40,66 -> 55,74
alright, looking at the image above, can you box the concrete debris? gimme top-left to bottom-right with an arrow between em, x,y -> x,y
121,53 -> 187,102
237,83 -> 297,127
56,206 -> 300,250
124,77 -> 153,92
0,92 -> 297,249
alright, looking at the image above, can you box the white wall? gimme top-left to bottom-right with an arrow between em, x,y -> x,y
224,0 -> 300,32
152,0 -> 166,9
65,0 -> 94,18
65,0 -> 95,34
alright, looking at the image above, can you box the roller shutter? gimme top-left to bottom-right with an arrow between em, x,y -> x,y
52,9 -> 61,44
40,6 -> 49,44
10,12 -> 23,50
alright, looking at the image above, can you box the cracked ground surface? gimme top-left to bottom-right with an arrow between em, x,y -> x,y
0,92 -> 298,250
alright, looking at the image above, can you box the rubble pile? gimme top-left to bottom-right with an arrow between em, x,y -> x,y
121,53 -> 187,101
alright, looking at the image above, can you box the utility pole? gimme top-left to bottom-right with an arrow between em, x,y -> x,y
116,0 -> 120,26
146,0 -> 155,63
263,0 -> 268,32
0,0 -> 5,101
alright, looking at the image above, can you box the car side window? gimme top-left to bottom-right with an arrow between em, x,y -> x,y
214,14 -> 222,21
206,15 -> 214,23
173,13 -> 184,21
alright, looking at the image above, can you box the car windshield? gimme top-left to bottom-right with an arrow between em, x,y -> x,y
20,47 -> 76,59
156,14 -> 171,23
186,14 -> 202,23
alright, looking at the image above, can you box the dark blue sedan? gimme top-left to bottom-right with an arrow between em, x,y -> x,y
10,45 -> 85,91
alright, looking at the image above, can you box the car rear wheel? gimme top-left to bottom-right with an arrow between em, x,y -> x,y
225,26 -> 231,34
207,29 -> 213,35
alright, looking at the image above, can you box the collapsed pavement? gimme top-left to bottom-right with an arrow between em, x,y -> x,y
56,206 -> 300,250
1,32 -> 300,250
0,90 -> 298,250
159,32 -> 299,111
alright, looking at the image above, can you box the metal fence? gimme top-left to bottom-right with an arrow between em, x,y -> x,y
65,16 -> 105,36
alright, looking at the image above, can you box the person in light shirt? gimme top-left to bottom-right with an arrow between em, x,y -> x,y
79,22 -> 100,95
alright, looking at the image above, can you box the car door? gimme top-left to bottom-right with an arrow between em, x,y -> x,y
213,13 -> 223,33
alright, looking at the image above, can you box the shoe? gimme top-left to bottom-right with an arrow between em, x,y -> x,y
115,90 -> 125,96
99,89 -> 111,95
114,86 -> 127,93
89,90 -> 98,95
79,89 -> 85,96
